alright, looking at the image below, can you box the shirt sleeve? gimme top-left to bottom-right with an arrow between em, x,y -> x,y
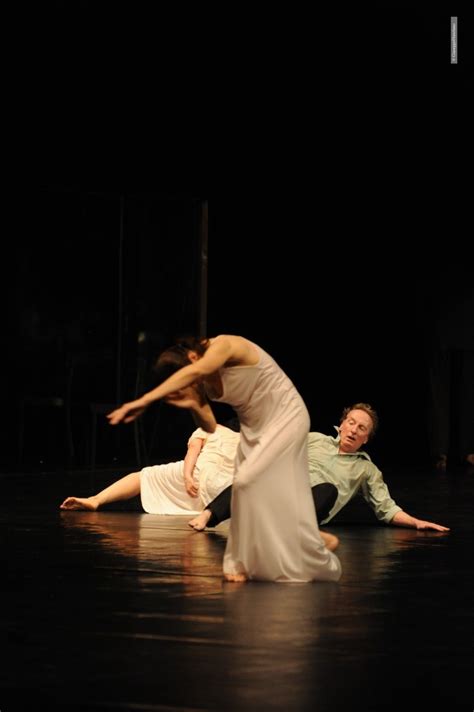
360,464 -> 403,523
307,433 -> 330,485
307,432 -> 328,445
188,427 -> 208,446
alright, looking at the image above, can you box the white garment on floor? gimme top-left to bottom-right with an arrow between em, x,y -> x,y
140,425 -> 239,515
212,340 -> 342,582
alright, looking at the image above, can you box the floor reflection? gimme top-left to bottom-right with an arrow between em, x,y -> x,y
60,510 -> 228,595
59,510 -> 449,589
334,524 -> 450,584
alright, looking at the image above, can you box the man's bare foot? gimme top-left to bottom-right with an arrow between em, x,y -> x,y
224,572 -> 248,582
60,496 -> 100,511
321,531 -> 339,551
188,510 -> 212,531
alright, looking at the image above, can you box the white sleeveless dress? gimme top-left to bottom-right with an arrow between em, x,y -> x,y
211,341 -> 342,582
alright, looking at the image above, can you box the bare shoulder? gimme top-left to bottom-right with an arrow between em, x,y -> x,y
210,335 -> 259,366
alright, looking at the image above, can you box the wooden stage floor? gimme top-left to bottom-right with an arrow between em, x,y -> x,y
1,465 -> 473,711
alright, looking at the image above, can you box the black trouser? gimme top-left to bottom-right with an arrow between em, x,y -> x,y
206,482 -> 338,527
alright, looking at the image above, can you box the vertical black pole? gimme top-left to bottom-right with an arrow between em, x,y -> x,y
117,195 -> 124,405
198,200 -> 208,338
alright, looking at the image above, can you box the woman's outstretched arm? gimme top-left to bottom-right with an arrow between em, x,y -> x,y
107,337 -> 235,428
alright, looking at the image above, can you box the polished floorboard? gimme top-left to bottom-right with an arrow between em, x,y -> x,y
1,465 -> 473,711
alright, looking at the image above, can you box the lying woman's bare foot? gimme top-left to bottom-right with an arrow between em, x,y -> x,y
188,510 -> 212,531
321,531 -> 339,551
224,572 -> 248,582
60,496 -> 100,511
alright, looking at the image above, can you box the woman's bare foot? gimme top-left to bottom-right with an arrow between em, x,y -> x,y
60,496 -> 100,511
188,510 -> 212,531
321,531 -> 339,551
224,572 -> 248,582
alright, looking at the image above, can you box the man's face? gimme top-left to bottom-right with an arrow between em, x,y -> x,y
339,409 -> 373,453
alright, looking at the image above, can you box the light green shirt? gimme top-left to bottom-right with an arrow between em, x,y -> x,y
307,431 -> 402,525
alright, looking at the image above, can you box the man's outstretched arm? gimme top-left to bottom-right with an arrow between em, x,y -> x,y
391,510 -> 450,532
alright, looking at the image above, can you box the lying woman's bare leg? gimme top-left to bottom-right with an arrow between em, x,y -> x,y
188,509 -> 212,530
320,531 -> 339,551
60,472 -> 141,510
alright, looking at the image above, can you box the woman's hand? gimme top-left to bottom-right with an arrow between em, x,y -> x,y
184,475 -> 199,498
107,402 -> 147,425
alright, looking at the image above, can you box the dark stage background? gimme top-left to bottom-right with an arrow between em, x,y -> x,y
3,9 -> 472,475
4,188 -> 471,475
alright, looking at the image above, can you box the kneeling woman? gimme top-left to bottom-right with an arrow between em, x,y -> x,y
107,335 -> 342,583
